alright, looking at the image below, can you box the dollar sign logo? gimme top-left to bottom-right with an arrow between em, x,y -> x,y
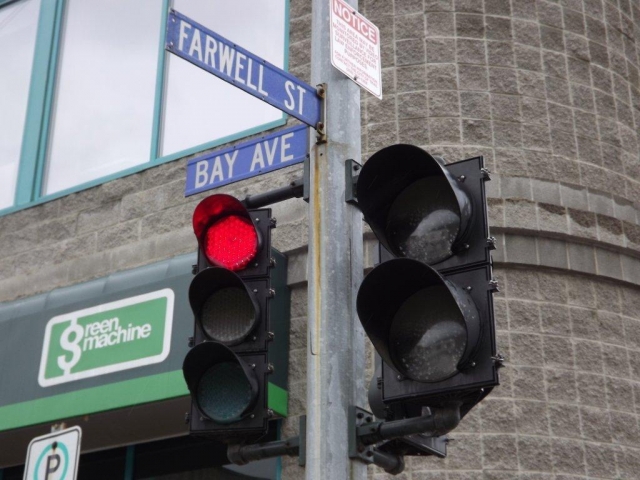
58,321 -> 84,375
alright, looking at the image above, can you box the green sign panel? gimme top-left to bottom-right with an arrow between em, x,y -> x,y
38,290 -> 174,387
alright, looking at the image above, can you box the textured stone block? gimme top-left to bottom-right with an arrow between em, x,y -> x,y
574,339 -> 604,374
397,92 -> 429,118
517,436 -> 552,471
427,64 -> 459,89
456,13 -> 485,38
429,117 -> 461,143
513,366 -> 546,400
550,439 -> 586,475
511,332 -> 544,365
540,26 -> 565,52
396,38 -> 426,66
544,335 -> 576,369
603,345 -> 631,378
486,16 -> 512,41
426,12 -> 455,37
538,0 -> 564,29
457,40 -> 486,67
489,67 -> 519,94
605,376 -> 636,413
584,443 -> 620,479
459,64 -> 489,90
610,411 -> 640,445
546,368 -> 578,402
426,38 -> 456,63
538,271 -> 569,303
487,41 -> 515,67
549,403 -> 582,438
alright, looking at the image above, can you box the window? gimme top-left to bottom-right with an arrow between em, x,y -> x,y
0,0 -> 287,214
0,0 -> 41,210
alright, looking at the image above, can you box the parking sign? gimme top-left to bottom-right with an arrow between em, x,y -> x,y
23,427 -> 82,480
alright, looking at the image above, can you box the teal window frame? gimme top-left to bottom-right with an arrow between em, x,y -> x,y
0,0 -> 289,217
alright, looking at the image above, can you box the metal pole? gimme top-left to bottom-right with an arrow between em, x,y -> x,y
306,0 -> 365,478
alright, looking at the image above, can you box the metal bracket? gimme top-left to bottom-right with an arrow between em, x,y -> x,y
348,406 -> 375,464
315,83 -> 327,144
298,414 -> 307,466
227,415 -> 307,467
303,154 -> 311,203
481,167 -> 491,180
345,159 -> 361,206
491,353 -> 506,368
348,407 -> 405,475
240,177 -> 304,208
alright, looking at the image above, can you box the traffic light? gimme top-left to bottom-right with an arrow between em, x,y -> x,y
354,145 -> 500,425
183,194 -> 288,441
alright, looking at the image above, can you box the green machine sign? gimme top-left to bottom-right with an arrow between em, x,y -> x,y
39,290 -> 174,387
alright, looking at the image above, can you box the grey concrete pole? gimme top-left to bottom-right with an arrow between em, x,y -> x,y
306,0 -> 366,478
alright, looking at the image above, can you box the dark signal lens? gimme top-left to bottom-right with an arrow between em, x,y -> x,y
197,362 -> 254,424
201,286 -> 258,344
204,215 -> 259,271
386,177 -> 461,265
389,284 -> 468,383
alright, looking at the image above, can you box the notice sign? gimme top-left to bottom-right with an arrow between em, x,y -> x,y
330,0 -> 382,99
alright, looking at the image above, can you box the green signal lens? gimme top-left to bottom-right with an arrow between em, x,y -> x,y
196,362 -> 254,424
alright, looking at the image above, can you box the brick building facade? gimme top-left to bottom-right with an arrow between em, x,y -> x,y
1,0 -> 640,478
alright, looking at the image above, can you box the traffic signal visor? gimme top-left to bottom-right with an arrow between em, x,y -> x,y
356,145 -> 472,265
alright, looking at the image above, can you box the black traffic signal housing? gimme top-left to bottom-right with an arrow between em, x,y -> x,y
354,145 -> 500,427
183,194 -> 289,442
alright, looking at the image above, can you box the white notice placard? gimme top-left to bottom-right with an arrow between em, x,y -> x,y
330,0 -> 382,99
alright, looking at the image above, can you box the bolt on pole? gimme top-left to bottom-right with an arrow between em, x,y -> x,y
306,0 -> 366,479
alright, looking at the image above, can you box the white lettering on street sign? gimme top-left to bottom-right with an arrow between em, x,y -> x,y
166,10 -> 321,128
23,427 -> 82,480
330,0 -> 382,99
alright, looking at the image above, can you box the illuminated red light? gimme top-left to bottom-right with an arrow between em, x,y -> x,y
193,194 -> 261,271
204,215 -> 258,271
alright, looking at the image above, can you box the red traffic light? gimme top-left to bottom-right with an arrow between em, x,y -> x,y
193,194 -> 260,271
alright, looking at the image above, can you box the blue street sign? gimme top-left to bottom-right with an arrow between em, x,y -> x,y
166,10 -> 322,128
185,124 -> 308,196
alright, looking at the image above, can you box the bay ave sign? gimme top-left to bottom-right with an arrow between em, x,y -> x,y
184,124 -> 308,196
166,10 -> 322,128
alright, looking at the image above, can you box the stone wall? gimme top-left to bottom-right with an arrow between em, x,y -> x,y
0,0 -> 639,478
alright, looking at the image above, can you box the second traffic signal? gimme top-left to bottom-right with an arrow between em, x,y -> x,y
355,145 -> 500,423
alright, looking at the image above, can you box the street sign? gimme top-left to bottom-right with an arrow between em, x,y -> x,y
330,0 -> 382,99
185,124 -> 308,197
166,10 -> 322,128
23,427 -> 82,480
